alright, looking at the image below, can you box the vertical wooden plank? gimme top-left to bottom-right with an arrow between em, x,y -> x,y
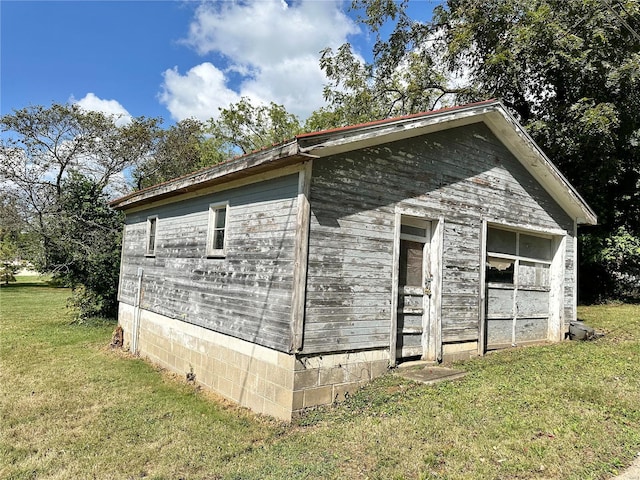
117,224 -> 127,302
389,211 -> 401,366
420,222 -> 431,360
290,161 -> 313,352
477,219 -> 487,356
428,216 -> 445,362
548,234 -> 566,341
572,219 -> 578,324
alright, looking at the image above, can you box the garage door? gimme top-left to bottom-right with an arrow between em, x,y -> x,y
485,227 -> 554,350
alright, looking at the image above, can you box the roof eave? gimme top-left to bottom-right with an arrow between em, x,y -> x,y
298,100 -> 500,157
482,108 -> 597,226
111,140 -> 301,211
111,100 -> 597,226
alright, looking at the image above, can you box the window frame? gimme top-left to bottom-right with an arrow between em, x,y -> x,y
207,202 -> 229,258
485,226 -> 553,289
145,215 -> 158,257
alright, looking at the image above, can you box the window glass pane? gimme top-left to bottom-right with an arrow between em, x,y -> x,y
487,228 -> 517,255
519,234 -> 552,261
147,218 -> 156,254
214,229 -> 225,250
399,240 -> 423,287
518,261 -> 550,288
486,256 -> 514,284
215,207 -> 226,229
401,225 -> 427,238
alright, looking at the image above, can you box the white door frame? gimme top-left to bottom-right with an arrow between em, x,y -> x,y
479,220 -> 567,353
390,207 -> 444,365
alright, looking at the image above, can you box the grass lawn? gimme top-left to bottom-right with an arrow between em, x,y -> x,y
1,278 -> 639,479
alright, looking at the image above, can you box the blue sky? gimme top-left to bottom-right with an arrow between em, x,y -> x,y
2,1 -> 438,125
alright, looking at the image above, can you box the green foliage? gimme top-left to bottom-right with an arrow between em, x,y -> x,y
343,0 -> 640,301
580,227 -> 640,303
0,237 -> 21,285
207,97 -> 303,154
0,103 -> 150,317
133,118 -> 227,190
133,98 -> 304,188
0,103 -> 160,197
48,173 -> 124,319
317,40 -> 470,129
66,285 -> 107,322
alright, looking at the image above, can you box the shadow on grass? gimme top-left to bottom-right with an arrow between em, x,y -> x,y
1,281 -> 57,289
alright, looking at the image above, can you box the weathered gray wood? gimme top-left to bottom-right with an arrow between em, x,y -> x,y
118,173 -> 299,353
487,318 -> 513,349
117,118 -> 581,359
516,289 -> 550,317
302,122 -> 575,355
290,161 -> 312,352
478,219 -> 488,355
516,318 -> 548,342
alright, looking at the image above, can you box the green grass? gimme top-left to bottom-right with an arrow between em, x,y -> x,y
1,279 -> 639,479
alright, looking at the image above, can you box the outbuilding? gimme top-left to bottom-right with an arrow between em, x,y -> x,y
111,100 -> 596,420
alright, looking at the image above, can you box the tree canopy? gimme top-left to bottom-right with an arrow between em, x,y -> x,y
0,104 -> 159,316
206,97 -> 303,155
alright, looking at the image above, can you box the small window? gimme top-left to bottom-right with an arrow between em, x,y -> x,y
207,203 -> 228,257
400,224 -> 427,238
519,234 -> 552,261
146,216 -> 157,256
485,226 -> 555,286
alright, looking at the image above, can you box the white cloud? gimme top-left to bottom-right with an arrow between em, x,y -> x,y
159,63 -> 240,122
73,93 -> 132,126
159,0 -> 359,122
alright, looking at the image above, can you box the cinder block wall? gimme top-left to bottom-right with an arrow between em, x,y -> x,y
118,303 -> 296,420
117,303 -> 392,421
292,351 -> 389,411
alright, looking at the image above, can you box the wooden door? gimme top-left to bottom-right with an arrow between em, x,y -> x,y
396,220 -> 431,360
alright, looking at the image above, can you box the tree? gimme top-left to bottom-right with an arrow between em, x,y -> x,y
323,0 -> 640,301
133,118 -> 216,190
0,103 -> 160,317
0,193 -> 28,285
51,173 -> 124,319
0,237 -> 20,286
133,98 -> 304,189
207,97 -> 303,155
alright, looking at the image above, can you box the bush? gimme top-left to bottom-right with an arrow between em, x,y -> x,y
67,285 -> 105,323
580,227 -> 640,303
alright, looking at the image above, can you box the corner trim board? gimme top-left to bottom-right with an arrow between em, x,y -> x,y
290,160 -> 312,352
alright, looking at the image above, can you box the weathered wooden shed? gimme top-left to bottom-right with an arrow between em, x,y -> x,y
111,100 -> 596,420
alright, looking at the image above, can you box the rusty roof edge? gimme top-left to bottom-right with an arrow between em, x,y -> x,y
111,101 -> 500,211
297,100 -> 501,154
295,99 -> 499,143
110,140 -> 301,210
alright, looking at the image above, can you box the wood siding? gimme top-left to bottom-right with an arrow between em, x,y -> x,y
303,122 -> 575,354
119,174 -> 299,352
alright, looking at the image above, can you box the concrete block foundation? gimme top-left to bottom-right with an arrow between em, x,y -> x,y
118,303 -> 390,421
